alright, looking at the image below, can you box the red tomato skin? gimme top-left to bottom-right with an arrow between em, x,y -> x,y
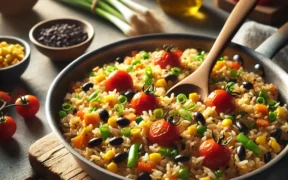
231,62 -> 241,69
105,70 -> 133,92
0,116 -> 16,141
131,92 -> 159,115
0,91 -> 11,102
15,95 -> 40,118
206,90 -> 235,113
148,119 -> 180,147
153,50 -> 182,69
199,139 -> 231,169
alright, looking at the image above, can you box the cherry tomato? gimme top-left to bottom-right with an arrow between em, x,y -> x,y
148,119 -> 180,147
0,116 -> 16,141
0,91 -> 11,103
199,139 -> 231,169
153,50 -> 182,69
206,90 -> 235,113
105,70 -> 133,92
131,92 -> 159,115
233,0 -> 272,5
231,62 -> 241,69
15,95 -> 40,118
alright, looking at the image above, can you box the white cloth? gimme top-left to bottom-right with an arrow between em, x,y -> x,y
232,21 -> 288,72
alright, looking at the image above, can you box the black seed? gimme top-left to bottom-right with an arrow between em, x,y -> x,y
98,109 -> 109,123
242,81 -> 253,90
109,137 -> 124,146
113,152 -> 128,164
164,74 -> 178,82
82,82 -> 94,92
137,172 -> 151,180
264,152 -> 272,164
116,117 -> 130,127
193,112 -> 206,126
254,64 -> 264,76
174,155 -> 190,163
116,57 -> 124,63
232,54 -> 243,65
271,128 -> 282,142
124,91 -> 136,102
236,121 -> 249,134
236,145 -> 246,161
88,138 -> 103,148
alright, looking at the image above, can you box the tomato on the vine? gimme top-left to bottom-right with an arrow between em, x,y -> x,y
15,95 -> 40,118
199,138 -> 231,169
148,119 -> 180,147
105,70 -> 133,92
0,91 -> 11,103
0,116 -> 16,141
153,50 -> 182,69
206,89 -> 235,113
131,92 -> 159,115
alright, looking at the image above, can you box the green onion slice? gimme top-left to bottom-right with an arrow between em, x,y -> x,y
145,66 -> 153,77
268,100 -> 280,110
269,111 -> 277,122
59,110 -> 67,118
121,127 -> 131,137
179,108 -> 192,121
132,60 -> 141,65
183,100 -> 196,111
114,104 -> 124,114
99,124 -> 110,140
126,65 -> 134,72
142,52 -> 149,59
153,108 -> 164,119
118,95 -> 127,104
258,90 -> 268,99
171,67 -> 181,76
88,90 -> 101,102
176,93 -> 187,104
256,97 -> 265,104
62,103 -> 72,112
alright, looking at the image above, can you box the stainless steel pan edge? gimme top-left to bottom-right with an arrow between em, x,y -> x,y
46,33 -> 288,180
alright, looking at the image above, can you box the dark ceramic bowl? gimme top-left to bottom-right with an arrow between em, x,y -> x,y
29,18 -> 94,61
46,34 -> 288,180
0,36 -> 30,80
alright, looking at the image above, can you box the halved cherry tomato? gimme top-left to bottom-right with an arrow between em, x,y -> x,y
148,119 -> 180,147
131,92 -> 159,115
105,70 -> 133,92
206,90 -> 235,113
0,116 -> 16,141
231,61 -> 241,69
199,139 -> 231,169
15,95 -> 40,118
153,50 -> 182,69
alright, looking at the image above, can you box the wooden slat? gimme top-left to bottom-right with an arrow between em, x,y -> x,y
29,133 -> 92,180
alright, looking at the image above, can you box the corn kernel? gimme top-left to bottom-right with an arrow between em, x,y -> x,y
269,139 -> 281,153
105,95 -> 117,106
130,128 -> 141,136
222,119 -> 232,127
149,153 -> 162,163
200,176 -> 211,180
189,93 -> 200,102
139,120 -> 153,128
107,162 -> 118,173
135,54 -> 142,60
255,136 -> 266,145
276,107 -> 287,119
155,79 -> 167,88
187,125 -> 197,136
95,73 -> 105,83
103,150 -> 115,162
108,117 -> 117,128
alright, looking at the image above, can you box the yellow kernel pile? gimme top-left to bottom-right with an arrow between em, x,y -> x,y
0,41 -> 25,68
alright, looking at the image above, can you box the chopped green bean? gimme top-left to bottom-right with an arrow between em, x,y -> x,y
99,124 -> 110,140
127,144 -> 139,168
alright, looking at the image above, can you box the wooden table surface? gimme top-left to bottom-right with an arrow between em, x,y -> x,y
0,0 -> 287,180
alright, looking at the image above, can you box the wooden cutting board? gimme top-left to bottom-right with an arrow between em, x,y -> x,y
214,0 -> 288,26
28,133 -> 92,180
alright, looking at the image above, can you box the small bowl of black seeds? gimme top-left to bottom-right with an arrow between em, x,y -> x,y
29,18 -> 94,61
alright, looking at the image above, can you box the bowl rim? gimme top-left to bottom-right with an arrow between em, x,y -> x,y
46,33 -> 288,180
29,17 -> 94,50
0,36 -> 30,70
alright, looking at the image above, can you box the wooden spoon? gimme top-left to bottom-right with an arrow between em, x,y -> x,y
166,0 -> 259,99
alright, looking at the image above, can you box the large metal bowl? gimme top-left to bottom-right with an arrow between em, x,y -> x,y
46,33 -> 288,180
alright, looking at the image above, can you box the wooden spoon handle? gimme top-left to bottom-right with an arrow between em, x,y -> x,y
199,0 -> 258,74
